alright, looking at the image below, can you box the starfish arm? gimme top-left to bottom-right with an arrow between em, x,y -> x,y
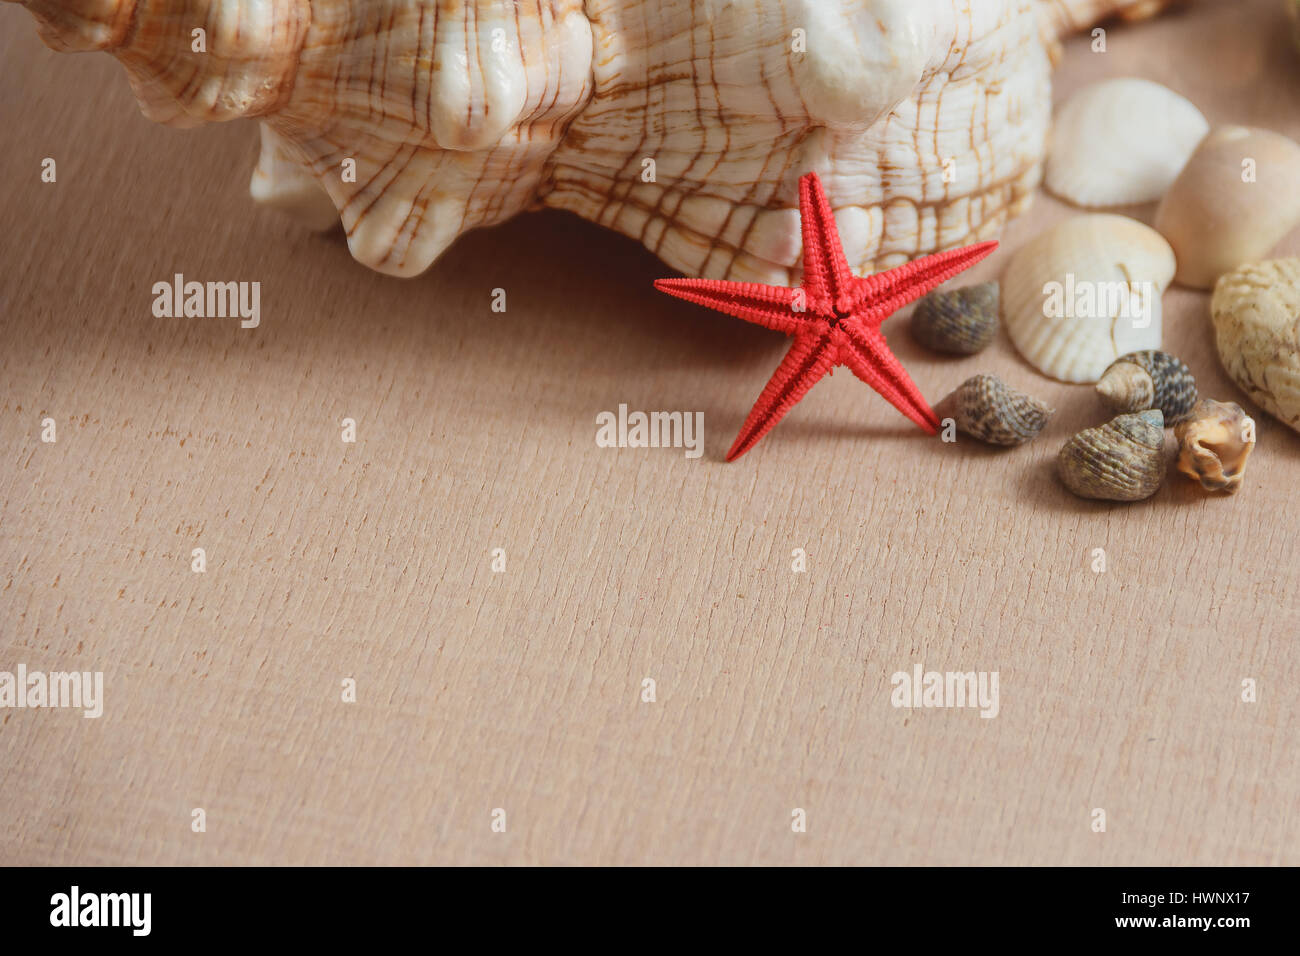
653,278 -> 807,335
839,322 -> 940,434
850,240 -> 999,326
797,172 -> 856,311
727,330 -> 837,461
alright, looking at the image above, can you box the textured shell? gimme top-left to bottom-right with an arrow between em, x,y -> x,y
1155,126 -> 1300,290
1209,258 -> 1300,435
1002,215 -> 1174,383
934,374 -> 1053,445
1174,399 -> 1255,494
1058,409 -> 1166,501
910,282 -> 1000,355
1046,78 -> 1207,208
1095,350 -> 1197,423
7,0 -> 1166,283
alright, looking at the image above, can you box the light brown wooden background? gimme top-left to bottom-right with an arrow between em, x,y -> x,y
2,0 -> 1297,865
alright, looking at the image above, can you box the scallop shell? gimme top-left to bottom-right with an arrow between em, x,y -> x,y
1209,258 -> 1300,435
1174,399 -> 1256,494
910,282 -> 1000,355
1154,126 -> 1300,290
1095,350 -> 1197,423
6,0 -> 1174,284
1002,215 -> 1174,383
1046,78 -> 1208,208
933,374 -> 1054,446
1058,409 -> 1166,501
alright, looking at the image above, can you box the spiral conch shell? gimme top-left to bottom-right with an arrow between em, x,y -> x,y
1175,399 -> 1255,494
1058,409 -> 1166,501
7,0 -> 1163,283
1095,350 -> 1197,424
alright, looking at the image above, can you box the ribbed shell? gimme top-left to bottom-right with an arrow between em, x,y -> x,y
933,374 -> 1053,445
1057,409 -> 1166,501
1002,215 -> 1174,383
1046,78 -> 1207,208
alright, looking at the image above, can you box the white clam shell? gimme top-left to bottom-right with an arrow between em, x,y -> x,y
1045,78 -> 1208,207
1002,214 -> 1175,383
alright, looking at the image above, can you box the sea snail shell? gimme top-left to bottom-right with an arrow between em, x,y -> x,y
1174,399 -> 1256,494
933,374 -> 1053,446
1095,350 -> 1197,424
1058,409 -> 1166,501
910,282 -> 1000,356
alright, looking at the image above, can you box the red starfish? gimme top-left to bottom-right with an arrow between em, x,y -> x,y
654,172 -> 998,461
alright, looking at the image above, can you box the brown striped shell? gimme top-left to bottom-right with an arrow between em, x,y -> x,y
1057,409 -> 1166,501
934,374 -> 1053,446
7,0 -> 1171,281
1095,350 -> 1197,424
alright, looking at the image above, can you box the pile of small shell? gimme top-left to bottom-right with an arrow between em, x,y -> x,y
910,69 -> 1297,503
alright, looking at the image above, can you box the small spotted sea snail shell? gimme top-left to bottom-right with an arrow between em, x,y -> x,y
910,282 -> 1000,355
933,374 -> 1053,446
1095,350 -> 1197,424
1174,399 -> 1256,494
1058,409 -> 1166,501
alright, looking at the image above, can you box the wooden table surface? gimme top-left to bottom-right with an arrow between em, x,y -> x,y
2,0 -> 1297,865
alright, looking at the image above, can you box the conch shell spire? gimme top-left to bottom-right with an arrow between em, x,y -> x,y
15,0 -> 312,126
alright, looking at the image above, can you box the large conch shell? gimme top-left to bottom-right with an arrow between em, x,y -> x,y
8,0 -> 1165,281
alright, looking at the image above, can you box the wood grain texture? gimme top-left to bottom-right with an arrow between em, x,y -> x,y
1,0 -> 1297,866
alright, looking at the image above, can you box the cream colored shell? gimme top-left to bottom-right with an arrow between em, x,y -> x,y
1210,258 -> 1300,435
1002,215 -> 1175,383
1045,78 -> 1208,207
1155,126 -> 1300,290
9,0 -> 1169,282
